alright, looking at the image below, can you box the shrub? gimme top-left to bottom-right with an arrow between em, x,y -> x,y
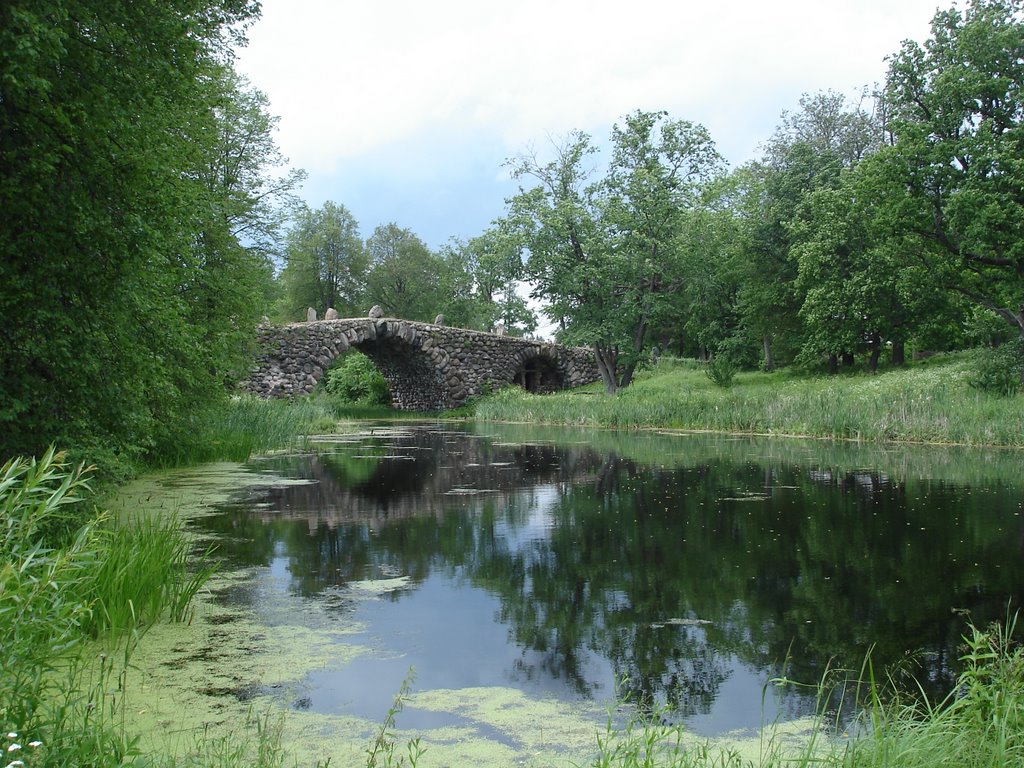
704,355 -> 737,389
325,353 -> 391,405
969,341 -> 1024,396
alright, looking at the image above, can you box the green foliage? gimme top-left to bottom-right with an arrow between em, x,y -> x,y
969,342 -> 1024,396
876,0 -> 1024,350
591,700 -> 691,768
279,201 -> 366,320
364,224 -> 446,322
155,710 -> 293,768
0,448 -> 216,766
78,516 -> 216,636
474,352 -> 1024,446
588,616 -> 1023,768
439,227 -> 538,335
703,355 -> 738,389
0,0 -> 298,465
366,670 -> 426,768
325,353 -> 391,406
506,110 -> 723,393
839,616 -> 1024,768
953,614 -> 1024,741
149,395 -> 351,466
1,450 -> 95,737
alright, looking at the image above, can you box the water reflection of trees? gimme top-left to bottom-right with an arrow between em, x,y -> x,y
195,427 -> 1024,716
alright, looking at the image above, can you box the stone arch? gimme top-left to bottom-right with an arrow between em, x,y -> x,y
512,351 -> 564,393
349,321 -> 449,410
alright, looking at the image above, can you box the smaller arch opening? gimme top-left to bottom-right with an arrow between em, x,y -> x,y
513,355 -> 563,393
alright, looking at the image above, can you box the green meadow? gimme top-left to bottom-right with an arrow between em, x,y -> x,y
475,352 -> 1024,448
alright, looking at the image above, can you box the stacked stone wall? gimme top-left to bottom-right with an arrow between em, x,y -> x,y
240,317 -> 600,410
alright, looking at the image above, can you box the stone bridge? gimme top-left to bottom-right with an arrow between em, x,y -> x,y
241,317 -> 600,409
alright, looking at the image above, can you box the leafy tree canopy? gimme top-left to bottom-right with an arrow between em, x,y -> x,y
0,0 -> 300,462
506,110 -> 723,392
279,201 -> 366,320
876,0 -> 1024,366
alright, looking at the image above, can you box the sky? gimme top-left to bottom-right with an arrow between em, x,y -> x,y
234,0 -> 946,251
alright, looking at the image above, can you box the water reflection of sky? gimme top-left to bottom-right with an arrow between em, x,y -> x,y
495,484 -> 558,550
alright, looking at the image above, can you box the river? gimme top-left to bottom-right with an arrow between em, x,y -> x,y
109,422 -> 1024,766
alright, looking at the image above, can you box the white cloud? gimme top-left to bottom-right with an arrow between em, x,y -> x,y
235,0 -> 944,244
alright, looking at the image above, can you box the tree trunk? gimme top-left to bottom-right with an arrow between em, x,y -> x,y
595,345 -> 619,394
1018,324 -> 1024,387
891,340 -> 905,366
842,351 -> 855,367
828,353 -> 838,374
762,334 -> 773,372
619,361 -> 639,390
868,332 -> 881,374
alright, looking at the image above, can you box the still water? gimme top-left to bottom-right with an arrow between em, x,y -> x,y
132,423 -> 1024,760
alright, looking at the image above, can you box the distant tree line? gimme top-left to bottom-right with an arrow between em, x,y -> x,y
275,203 -> 536,337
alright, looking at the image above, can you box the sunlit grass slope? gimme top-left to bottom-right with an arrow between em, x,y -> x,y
474,353 -> 1024,447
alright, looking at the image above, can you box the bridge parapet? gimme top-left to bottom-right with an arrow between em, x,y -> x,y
241,318 -> 599,410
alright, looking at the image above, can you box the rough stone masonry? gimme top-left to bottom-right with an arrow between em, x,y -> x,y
241,317 -> 600,410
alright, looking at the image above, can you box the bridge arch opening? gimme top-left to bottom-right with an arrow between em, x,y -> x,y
352,335 -> 450,410
513,354 -> 564,393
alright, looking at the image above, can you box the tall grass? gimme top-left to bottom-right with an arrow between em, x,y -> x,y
0,448 -> 216,767
150,393 -> 427,467
151,395 -> 339,465
475,353 -> 1024,447
0,448 -> 420,768
77,514 -> 216,636
589,615 -> 1024,768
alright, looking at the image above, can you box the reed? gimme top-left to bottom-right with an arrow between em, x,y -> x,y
0,449 -> 216,768
475,353 -> 1024,448
589,614 -> 1024,768
149,395 -> 330,465
77,514 -> 216,636
150,394 -> 430,468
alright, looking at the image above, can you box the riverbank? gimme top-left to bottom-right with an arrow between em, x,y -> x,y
473,352 -> 1024,448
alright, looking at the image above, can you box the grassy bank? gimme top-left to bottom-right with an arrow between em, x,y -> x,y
0,449 -> 221,767
474,352 -> 1024,447
594,615 -> 1023,768
148,394 -> 423,467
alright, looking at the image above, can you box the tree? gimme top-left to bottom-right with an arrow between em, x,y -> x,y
0,0 -> 292,461
508,111 -> 722,393
187,67 -> 305,380
794,163 -> 969,373
732,91 -> 880,371
280,202 -> 366,320
364,224 -> 445,321
878,0 -> 1024,379
442,227 -> 537,335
